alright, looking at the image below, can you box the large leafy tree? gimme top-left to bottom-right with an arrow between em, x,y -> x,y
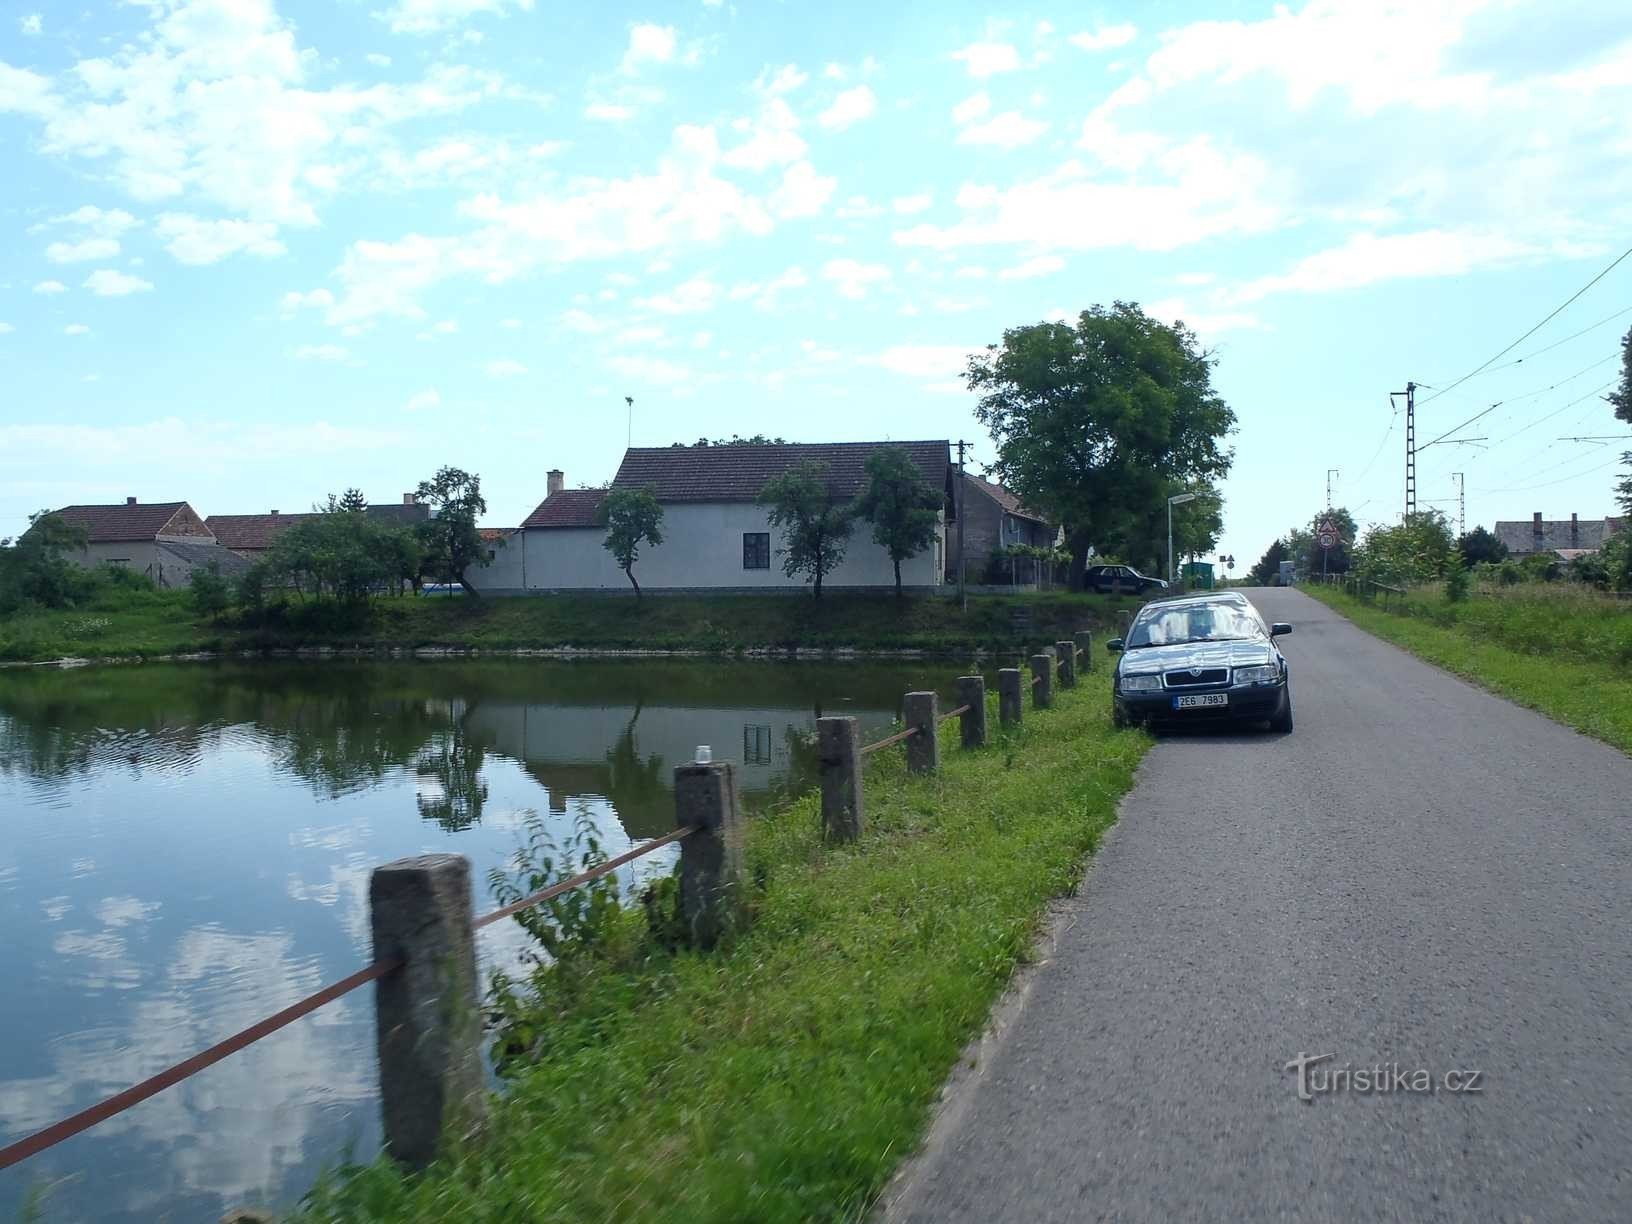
1351,510 -> 1457,585
266,503 -> 418,603
967,302 -> 1236,588
1612,327 -> 1632,518
1285,507 -> 1358,576
852,447 -> 941,597
415,466 -> 489,596
1168,482 -> 1224,575
758,460 -> 854,600
1248,538 -> 1289,586
0,511 -> 91,612
1458,525 -> 1508,566
599,488 -> 665,600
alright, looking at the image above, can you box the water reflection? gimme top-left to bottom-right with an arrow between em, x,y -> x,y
0,658 -> 963,1222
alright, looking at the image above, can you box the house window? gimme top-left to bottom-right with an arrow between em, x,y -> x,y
743,532 -> 771,570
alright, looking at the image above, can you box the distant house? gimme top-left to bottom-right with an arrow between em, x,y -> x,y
957,474 -> 1059,584
51,498 -> 248,586
471,441 -> 953,594
1493,512 -> 1625,560
208,495 -> 432,559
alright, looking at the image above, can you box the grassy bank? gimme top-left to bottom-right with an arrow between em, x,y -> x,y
290,679 -> 1146,1222
0,588 -> 1142,663
1305,584 -> 1632,753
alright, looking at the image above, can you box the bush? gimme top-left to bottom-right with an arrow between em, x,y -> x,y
189,564 -> 232,620
1444,561 -> 1470,602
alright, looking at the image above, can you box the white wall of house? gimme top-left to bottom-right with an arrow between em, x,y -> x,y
469,501 -> 946,593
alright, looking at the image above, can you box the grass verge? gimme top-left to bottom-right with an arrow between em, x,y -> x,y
1305,585 -> 1632,754
1,590 -> 1142,663
291,681 -> 1148,1223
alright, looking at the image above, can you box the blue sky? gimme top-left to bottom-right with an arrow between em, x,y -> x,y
3,0 -> 1631,569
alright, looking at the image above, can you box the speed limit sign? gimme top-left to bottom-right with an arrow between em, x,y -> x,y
1318,530 -> 1337,550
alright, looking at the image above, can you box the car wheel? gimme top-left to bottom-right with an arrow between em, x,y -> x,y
1112,703 -> 1129,729
1269,688 -> 1294,733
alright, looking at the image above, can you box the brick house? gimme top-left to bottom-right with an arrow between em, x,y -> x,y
52,498 -> 247,586
957,474 -> 1060,584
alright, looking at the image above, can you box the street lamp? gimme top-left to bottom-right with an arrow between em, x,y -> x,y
1167,492 -> 1198,583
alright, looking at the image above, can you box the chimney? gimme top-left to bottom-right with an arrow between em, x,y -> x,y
270,509 -> 279,517
1571,512 -> 1579,548
402,492 -> 416,505
1532,511 -> 1544,550
547,469 -> 565,497
126,496 -> 137,505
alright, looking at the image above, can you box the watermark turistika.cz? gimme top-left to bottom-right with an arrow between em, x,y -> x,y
1284,1052 -> 1484,1102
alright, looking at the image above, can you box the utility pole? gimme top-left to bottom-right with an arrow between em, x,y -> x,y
1326,468 -> 1339,513
1453,472 -> 1465,539
1392,381 -> 1416,519
955,440 -> 968,612
624,396 -> 634,449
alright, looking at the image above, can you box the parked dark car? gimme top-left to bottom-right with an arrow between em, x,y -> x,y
1107,593 -> 1293,731
1084,564 -> 1169,595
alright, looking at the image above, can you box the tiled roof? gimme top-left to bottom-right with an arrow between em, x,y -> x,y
156,540 -> 253,575
205,513 -> 316,551
53,501 -> 200,543
521,489 -> 607,530
612,440 -> 952,503
1493,516 -> 1623,554
965,473 -> 1048,524
478,527 -> 516,542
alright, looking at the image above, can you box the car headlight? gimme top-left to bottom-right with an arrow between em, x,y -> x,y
1233,664 -> 1280,684
1119,673 -> 1162,693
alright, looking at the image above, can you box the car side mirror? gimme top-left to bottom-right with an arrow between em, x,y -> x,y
1106,638 -> 1124,652
1271,623 -> 1293,636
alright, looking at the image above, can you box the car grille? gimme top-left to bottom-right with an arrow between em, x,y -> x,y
1163,668 -> 1229,688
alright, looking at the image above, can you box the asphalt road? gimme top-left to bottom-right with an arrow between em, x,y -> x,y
884,586 -> 1631,1222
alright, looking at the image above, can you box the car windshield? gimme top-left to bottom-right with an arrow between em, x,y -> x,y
1125,602 -> 1264,648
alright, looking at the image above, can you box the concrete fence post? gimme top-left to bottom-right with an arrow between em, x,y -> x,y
1055,640 -> 1077,688
903,691 -> 940,774
1074,631 -> 1093,673
997,668 -> 1023,727
1030,654 -> 1054,709
674,760 -> 746,948
956,675 -> 987,749
370,854 -> 487,1171
818,716 -> 865,842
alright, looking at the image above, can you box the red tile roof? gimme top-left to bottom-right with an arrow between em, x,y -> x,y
965,474 -> 1048,524
478,527 -> 516,542
53,501 -> 205,543
521,489 -> 607,530
205,512 -> 317,551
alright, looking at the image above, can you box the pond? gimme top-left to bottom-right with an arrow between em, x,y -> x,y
0,657 -> 980,1223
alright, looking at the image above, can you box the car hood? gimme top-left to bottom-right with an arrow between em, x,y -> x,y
1119,639 -> 1274,673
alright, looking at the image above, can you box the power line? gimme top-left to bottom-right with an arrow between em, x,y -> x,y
1421,302 -> 1632,390
1476,453 -> 1624,495
1418,243 -> 1632,406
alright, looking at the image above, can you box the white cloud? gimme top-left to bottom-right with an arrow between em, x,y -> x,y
64,324 -> 90,336
403,388 -> 442,412
836,195 -> 884,219
584,102 -> 635,122
560,308 -> 607,333
377,0 -> 534,35
294,344 -> 348,362
999,254 -> 1065,280
952,41 -> 1022,79
19,14 -> 41,36
51,206 -> 139,236
622,23 -> 678,73
951,91 -> 992,125
636,276 -> 719,314
366,53 -> 393,67
486,358 -> 527,377
728,265 -> 809,311
34,281 -> 67,294
892,193 -> 933,215
607,354 -> 690,385
155,215 -> 286,265
1232,229 -> 1541,302
46,238 -> 120,264
722,98 -> 806,171
280,288 -> 334,314
872,345 -> 975,378
818,85 -> 876,131
822,258 -> 891,299
1143,297 -> 1264,337
1070,24 -> 1137,52
770,160 -> 836,218
615,324 -> 666,345
957,112 -> 1048,149
0,322 -> 13,334
84,269 -> 155,296
759,64 -> 808,95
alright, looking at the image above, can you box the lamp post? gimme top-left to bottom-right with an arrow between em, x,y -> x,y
1167,492 -> 1198,584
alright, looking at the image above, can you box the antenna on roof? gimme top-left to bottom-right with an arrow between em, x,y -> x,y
624,396 -> 634,449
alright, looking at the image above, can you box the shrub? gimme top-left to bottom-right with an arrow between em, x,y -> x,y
189,564 -> 233,620
1444,561 -> 1470,602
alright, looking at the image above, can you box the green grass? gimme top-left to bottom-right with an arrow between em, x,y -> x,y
1306,584 -> 1632,754
1,589 -> 1143,663
290,680 -> 1148,1223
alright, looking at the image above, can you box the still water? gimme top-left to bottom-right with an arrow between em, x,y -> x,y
0,658 -> 966,1223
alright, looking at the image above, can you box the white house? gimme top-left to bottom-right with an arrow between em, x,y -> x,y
471,440 -> 953,594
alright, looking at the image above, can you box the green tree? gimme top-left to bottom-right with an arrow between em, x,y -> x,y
336,488 -> 369,513
1249,538 -> 1289,586
758,460 -> 854,600
261,502 -> 417,604
0,511 -> 91,612
1612,328 -> 1632,518
1351,510 -> 1457,585
1284,507 -> 1357,577
1169,482 -> 1224,573
415,466 -> 489,596
967,302 -> 1236,588
1458,525 -> 1508,566
598,488 -> 665,600
188,562 -> 232,620
853,447 -> 941,597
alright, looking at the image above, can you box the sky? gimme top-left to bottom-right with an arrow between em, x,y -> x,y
3,0 -> 1631,572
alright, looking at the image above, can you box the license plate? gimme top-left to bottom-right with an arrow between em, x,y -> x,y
1173,693 -> 1229,710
